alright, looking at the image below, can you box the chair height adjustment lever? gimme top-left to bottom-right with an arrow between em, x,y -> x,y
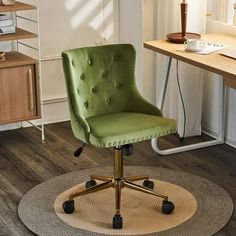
122,144 -> 134,156
74,143 -> 86,157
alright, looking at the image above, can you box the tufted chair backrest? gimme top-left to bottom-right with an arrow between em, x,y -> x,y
62,44 -> 139,119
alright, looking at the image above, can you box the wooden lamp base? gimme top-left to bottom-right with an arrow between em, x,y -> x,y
167,32 -> 201,44
167,2 -> 201,44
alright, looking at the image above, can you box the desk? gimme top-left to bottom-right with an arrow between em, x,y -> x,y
144,33 -> 236,155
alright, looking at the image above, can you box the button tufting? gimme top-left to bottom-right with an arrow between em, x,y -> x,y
116,83 -> 121,89
80,74 -> 85,80
84,101 -> 88,109
106,98 -> 111,104
92,87 -> 97,93
102,70 -> 108,77
77,88 -> 79,94
71,60 -> 75,66
88,58 -> 92,65
114,55 -> 118,61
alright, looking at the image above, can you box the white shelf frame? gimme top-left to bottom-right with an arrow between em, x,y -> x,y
13,5 -> 45,143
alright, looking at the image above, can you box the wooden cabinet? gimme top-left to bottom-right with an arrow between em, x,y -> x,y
0,2 -> 42,126
0,53 -> 40,124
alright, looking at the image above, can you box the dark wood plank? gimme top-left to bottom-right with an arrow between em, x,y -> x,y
0,121 -> 236,235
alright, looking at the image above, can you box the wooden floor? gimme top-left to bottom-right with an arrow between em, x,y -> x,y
0,121 -> 236,236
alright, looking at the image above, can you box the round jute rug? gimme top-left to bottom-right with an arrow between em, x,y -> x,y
18,166 -> 233,236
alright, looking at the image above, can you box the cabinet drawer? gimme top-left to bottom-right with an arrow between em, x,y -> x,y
0,64 -> 40,124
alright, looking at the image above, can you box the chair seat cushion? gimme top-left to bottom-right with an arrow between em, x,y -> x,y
86,112 -> 176,147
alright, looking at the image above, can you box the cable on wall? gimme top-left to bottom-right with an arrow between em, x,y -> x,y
176,60 -> 186,141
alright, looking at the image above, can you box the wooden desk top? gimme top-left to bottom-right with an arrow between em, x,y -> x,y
144,33 -> 236,80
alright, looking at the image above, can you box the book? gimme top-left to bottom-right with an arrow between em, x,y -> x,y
0,13 -> 11,21
221,49 -> 236,60
0,25 -> 15,35
177,42 -> 229,55
0,19 -> 13,27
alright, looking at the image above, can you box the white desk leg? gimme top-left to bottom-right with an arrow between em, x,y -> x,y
218,76 -> 227,141
157,57 -> 172,110
152,63 -> 226,155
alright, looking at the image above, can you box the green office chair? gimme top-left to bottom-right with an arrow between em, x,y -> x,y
61,44 -> 176,229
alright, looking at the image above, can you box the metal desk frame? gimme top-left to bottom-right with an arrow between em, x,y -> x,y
144,33 -> 236,155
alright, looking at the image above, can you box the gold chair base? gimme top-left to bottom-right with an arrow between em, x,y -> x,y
67,147 -> 169,217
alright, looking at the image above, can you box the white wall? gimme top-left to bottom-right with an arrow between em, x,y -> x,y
1,0 -> 154,131
0,0 -> 119,131
24,0 -> 119,99
142,1 -> 236,146
2,1 -> 235,148
153,0 -> 207,137
119,0 -> 158,102
145,0 -> 236,146
142,0 -> 157,102
204,20 -> 236,147
119,0 -> 143,92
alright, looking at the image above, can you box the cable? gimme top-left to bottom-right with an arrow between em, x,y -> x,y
176,60 -> 186,141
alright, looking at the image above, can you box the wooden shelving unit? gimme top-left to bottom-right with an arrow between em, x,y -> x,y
0,28 -> 37,42
0,2 -> 36,12
0,51 -> 37,68
0,1 -> 44,141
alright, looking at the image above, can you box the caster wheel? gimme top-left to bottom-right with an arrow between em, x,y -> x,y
113,214 -> 123,229
162,200 -> 175,215
63,200 -> 75,214
143,179 -> 154,189
85,179 -> 97,188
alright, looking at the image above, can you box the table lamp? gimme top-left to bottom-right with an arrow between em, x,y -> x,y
167,0 -> 201,43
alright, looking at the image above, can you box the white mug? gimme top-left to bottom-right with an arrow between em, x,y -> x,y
184,38 -> 203,51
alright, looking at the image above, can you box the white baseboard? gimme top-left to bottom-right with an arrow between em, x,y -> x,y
225,139 -> 236,149
1,99 -> 236,150
0,123 -> 21,131
202,127 -> 219,140
202,127 -> 236,149
23,97 -> 70,127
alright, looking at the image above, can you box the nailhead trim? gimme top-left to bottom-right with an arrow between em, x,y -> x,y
88,59 -> 92,65
106,98 -> 111,104
102,71 -> 108,77
91,128 -> 176,148
84,101 -> 88,109
114,55 -> 119,61
80,74 -> 85,80
116,83 -> 121,89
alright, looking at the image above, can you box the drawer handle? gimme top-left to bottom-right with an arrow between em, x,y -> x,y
28,69 -> 34,111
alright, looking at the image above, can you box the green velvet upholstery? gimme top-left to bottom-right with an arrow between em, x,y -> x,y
62,44 -> 176,147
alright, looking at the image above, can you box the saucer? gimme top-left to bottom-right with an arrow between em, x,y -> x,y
185,45 -> 205,52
